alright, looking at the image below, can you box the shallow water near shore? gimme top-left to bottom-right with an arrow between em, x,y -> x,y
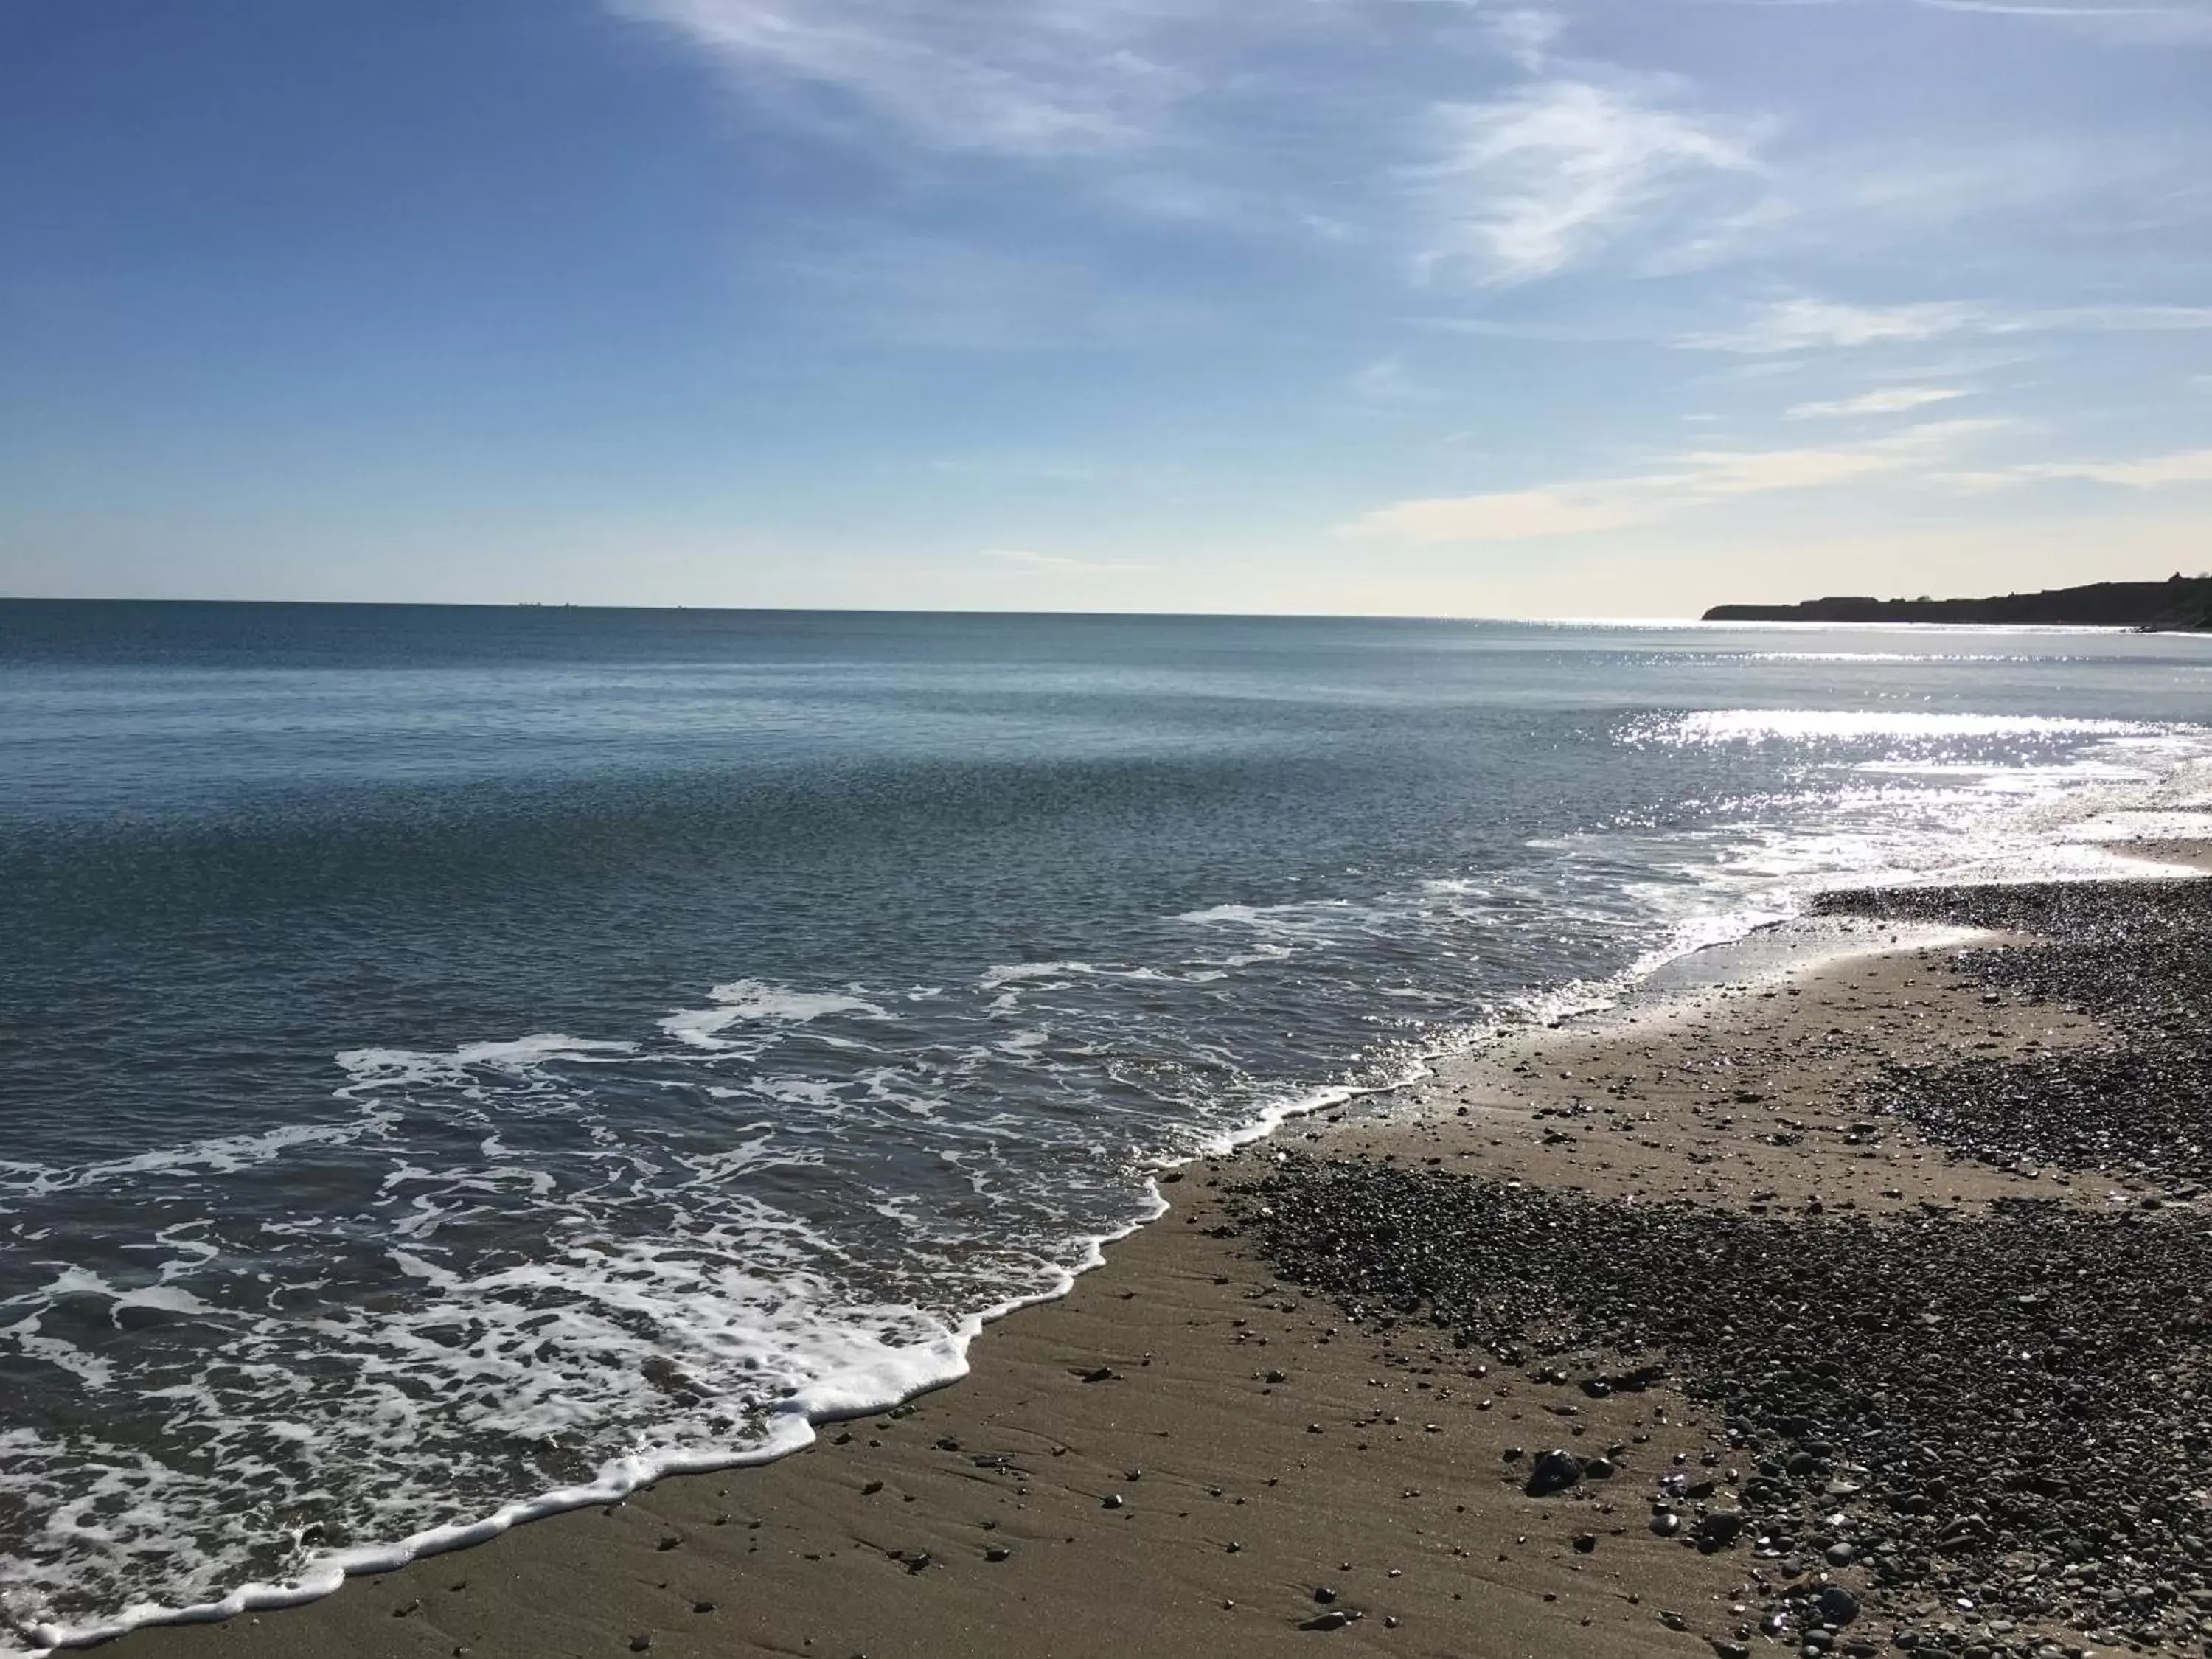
2,602 -> 2210,1649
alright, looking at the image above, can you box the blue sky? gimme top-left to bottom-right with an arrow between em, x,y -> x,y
2,0 -> 2208,616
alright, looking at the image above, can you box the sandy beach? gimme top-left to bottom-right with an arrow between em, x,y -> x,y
94,857 -> 2212,1659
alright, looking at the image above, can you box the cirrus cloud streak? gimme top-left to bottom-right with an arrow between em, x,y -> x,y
1409,78 -> 1770,285
1340,419 -> 2010,542
1940,448 -> 2212,491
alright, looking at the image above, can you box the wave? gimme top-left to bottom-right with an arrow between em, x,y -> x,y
335,1035 -> 639,1091
0,1111 -> 400,1203
658,980 -> 888,1049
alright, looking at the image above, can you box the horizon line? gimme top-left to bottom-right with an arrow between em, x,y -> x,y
0,588 -> 2194,629
1,593 -> 1704,625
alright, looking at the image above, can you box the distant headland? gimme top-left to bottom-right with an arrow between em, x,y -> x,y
1703,574 -> 2212,630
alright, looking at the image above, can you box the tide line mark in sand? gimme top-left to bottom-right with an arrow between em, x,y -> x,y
88,886 -> 2179,1659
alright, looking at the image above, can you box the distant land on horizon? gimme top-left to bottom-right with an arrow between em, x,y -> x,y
1703,574 -> 2212,630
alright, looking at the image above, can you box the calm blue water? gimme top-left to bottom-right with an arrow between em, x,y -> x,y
3,599 -> 2209,1646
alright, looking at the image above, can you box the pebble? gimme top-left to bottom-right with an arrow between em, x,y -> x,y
1815,1587 -> 1859,1625
1525,1448 -> 1583,1496
1692,1512 -> 1745,1549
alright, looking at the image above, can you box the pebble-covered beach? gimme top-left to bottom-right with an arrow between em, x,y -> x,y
1816,877 -> 2212,1191
1237,873 -> 2212,1658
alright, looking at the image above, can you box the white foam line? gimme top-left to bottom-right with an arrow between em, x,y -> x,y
658,981 -> 888,1050
19,1190 -> 1165,1658
0,1112 -> 400,1201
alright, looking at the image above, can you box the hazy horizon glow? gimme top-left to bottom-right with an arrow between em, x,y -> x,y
3,1 -> 2208,616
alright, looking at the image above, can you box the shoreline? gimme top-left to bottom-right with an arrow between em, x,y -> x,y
67,852 -> 2211,1658
11,901 -> 1985,1652
18,909 -> 2032,1655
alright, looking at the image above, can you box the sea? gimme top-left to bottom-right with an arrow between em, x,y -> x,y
3,599 -> 2209,1649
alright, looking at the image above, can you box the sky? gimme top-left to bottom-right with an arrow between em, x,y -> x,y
1,0 -> 2208,617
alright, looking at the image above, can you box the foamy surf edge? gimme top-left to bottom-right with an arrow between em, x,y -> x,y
19,1187 -> 1165,1656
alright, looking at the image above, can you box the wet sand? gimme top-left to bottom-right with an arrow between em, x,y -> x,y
1327,927 -> 2109,1216
2117,837 -> 2212,874
99,880 -> 2202,1658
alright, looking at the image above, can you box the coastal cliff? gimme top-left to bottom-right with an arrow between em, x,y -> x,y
1703,573 -> 2212,629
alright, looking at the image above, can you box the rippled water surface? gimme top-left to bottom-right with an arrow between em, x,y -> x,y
2,601 -> 2208,1646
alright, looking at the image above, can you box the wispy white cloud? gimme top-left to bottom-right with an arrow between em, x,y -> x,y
1941,447 -> 2212,490
1409,78 -> 1770,285
1685,296 -> 2212,353
2031,448 -> 2212,485
984,547 -> 1158,574
609,0 -> 1200,156
1787,386 -> 1969,418
1437,105 -> 2192,290
1340,418 -> 2007,541
1682,298 -> 1985,352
